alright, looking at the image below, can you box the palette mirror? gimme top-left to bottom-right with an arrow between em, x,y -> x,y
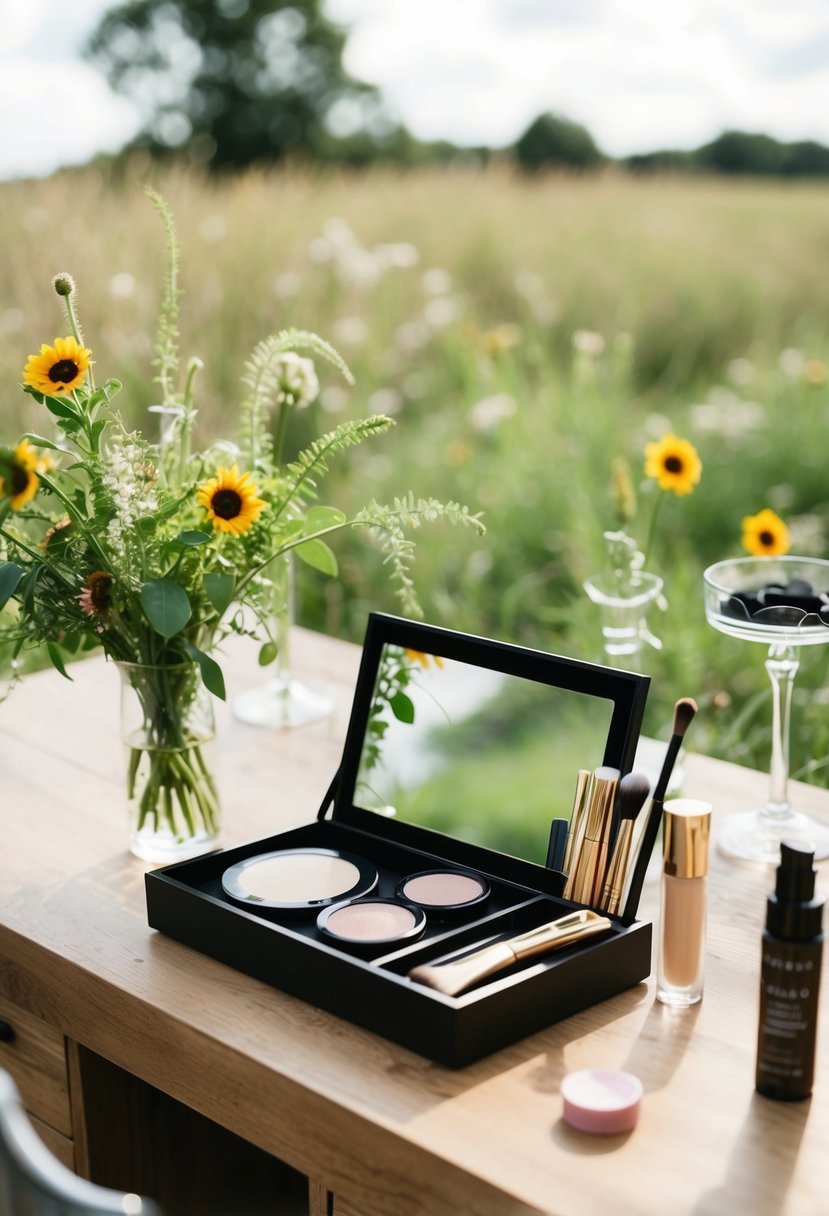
336,616 -> 649,868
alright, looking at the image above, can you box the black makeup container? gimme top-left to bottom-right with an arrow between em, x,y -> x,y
146,613 -> 653,1068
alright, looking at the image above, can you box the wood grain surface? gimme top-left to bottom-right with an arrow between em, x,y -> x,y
1,630 -> 827,1216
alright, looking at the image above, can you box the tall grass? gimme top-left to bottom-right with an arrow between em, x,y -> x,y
2,163 -> 829,780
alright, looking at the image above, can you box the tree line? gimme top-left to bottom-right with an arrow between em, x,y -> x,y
86,1 -> 829,177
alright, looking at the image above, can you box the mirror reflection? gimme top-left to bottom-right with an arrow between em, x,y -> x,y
355,644 -> 615,865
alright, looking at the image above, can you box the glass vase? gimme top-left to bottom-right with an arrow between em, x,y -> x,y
232,552 -> 334,728
582,570 -> 664,662
117,660 -> 221,862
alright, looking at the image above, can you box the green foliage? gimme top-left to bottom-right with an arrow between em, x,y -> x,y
85,0 -> 387,169
514,112 -> 604,172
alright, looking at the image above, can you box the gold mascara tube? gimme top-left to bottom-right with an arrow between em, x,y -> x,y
562,769 -> 591,877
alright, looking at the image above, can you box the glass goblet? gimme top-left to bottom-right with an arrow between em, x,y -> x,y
703,555 -> 829,863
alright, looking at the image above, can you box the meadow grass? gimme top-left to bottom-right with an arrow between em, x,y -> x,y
2,163 -> 829,787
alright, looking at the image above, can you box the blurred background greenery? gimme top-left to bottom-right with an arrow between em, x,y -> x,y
3,164 -> 828,784
3,0 -> 829,799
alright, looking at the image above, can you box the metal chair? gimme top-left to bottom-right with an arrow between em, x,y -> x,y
0,1070 -> 161,1216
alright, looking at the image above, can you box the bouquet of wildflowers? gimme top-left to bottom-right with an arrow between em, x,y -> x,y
0,193 -> 482,853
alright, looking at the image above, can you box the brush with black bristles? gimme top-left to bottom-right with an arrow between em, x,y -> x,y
621,698 -> 698,921
600,772 -> 651,915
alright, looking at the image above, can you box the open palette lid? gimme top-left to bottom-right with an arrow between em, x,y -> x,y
323,613 -> 650,895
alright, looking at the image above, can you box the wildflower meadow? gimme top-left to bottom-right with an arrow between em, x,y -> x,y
2,163 -> 829,784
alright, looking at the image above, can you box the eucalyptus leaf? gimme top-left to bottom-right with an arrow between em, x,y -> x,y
305,506 -> 346,533
46,642 -> 72,681
0,562 -> 24,610
22,434 -> 64,452
173,530 -> 212,547
181,642 -> 226,700
258,640 -> 278,667
294,537 -> 338,577
20,567 -> 40,614
42,395 -> 80,421
139,579 -> 192,638
390,691 -> 415,724
203,571 -> 236,616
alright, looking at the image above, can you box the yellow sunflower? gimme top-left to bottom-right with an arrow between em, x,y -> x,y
405,648 -> 445,670
23,336 -> 91,395
0,440 -> 40,510
197,466 -> 266,537
741,508 -> 790,557
644,434 -> 702,496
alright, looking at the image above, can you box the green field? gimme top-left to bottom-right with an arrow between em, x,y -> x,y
2,164 -> 829,783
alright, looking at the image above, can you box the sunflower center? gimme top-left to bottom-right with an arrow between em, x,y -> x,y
89,573 -> 113,611
48,359 -> 79,384
11,465 -> 29,494
663,455 -> 684,473
758,530 -> 775,547
211,489 -> 243,520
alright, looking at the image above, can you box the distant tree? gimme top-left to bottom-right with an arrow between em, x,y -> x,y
513,112 -> 603,172
695,131 -> 787,176
624,149 -> 696,174
85,0 -> 398,168
782,140 -> 829,176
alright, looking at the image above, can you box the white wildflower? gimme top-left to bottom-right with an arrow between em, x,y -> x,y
422,268 -> 452,295
108,272 -> 135,300
333,316 -> 368,347
272,352 -> 320,410
779,348 -> 805,379
367,387 -> 404,416
423,297 -> 463,329
572,329 -> 605,356
320,386 -> 349,414
199,214 -> 227,243
469,393 -> 517,433
727,357 -> 756,387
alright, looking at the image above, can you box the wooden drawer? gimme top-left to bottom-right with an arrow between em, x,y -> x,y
0,992 -> 72,1136
29,1113 -> 75,1170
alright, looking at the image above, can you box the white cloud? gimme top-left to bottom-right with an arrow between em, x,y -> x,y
0,60 -> 139,179
330,0 -> 829,153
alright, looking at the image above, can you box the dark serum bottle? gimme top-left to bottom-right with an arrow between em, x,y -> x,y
756,841 -> 824,1101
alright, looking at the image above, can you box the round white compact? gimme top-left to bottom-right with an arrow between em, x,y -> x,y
222,847 -> 377,912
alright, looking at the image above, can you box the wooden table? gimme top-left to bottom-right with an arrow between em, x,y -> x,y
1,630 -> 827,1216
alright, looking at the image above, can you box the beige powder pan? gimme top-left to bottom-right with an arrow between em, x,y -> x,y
222,848 -> 377,912
317,897 -> 426,952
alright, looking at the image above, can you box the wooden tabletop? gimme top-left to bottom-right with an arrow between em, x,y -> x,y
1,629 -> 827,1216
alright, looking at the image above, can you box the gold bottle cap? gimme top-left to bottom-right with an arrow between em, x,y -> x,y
663,799 -> 712,879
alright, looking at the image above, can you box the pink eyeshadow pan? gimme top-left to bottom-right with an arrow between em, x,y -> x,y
400,871 -> 487,908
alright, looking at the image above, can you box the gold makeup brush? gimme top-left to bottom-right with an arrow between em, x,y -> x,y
600,772 -> 651,915
563,767 -> 619,906
622,698 -> 697,921
408,909 -> 612,997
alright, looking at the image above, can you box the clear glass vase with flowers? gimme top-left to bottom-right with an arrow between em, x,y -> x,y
583,432 -> 702,666
0,193 -> 483,861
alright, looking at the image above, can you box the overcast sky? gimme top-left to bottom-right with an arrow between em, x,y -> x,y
3,0 -> 829,180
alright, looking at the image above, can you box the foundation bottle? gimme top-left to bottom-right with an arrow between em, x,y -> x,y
656,799 -> 712,1008
756,841 -> 824,1101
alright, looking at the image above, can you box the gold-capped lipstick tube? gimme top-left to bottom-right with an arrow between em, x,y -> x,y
564,767 -> 619,906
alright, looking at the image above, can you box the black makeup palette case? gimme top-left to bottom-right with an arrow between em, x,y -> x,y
145,613 -> 652,1067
